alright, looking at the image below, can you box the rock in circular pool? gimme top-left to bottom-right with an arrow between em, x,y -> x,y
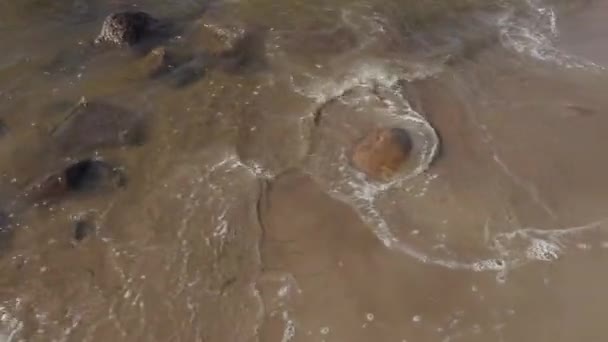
351,128 -> 413,181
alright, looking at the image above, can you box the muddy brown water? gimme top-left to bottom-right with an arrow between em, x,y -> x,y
1,0 -> 608,341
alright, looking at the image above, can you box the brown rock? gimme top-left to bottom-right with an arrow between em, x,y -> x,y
351,128 -> 413,180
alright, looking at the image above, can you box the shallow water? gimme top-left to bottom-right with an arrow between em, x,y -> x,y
1,0 -> 608,341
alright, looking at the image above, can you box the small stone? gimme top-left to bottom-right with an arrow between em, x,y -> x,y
351,128 -> 413,180
95,11 -> 158,46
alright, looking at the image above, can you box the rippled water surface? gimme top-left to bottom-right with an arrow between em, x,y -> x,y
1,0 -> 608,341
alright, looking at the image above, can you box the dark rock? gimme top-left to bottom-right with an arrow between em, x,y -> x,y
94,11 -> 159,46
351,128 -> 413,180
64,159 -> 125,192
51,98 -> 145,154
25,159 -> 125,203
73,219 -> 95,242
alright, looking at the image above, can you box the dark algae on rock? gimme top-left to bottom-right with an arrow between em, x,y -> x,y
94,11 -> 160,46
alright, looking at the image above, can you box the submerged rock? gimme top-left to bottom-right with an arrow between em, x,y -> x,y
186,13 -> 266,73
64,159 -> 125,192
140,46 -> 174,77
198,20 -> 247,55
95,11 -> 159,46
0,211 -> 10,233
167,56 -> 207,88
351,128 -> 413,180
25,159 -> 125,204
0,120 -> 8,138
0,211 -> 12,254
73,218 -> 95,242
217,30 -> 267,73
51,98 -> 145,154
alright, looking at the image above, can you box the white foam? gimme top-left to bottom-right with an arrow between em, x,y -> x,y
290,61 -> 441,106
526,238 -> 561,261
473,259 -> 506,272
212,207 -> 229,239
253,273 -> 301,342
498,0 -> 605,70
0,302 -> 22,342
280,311 -> 296,342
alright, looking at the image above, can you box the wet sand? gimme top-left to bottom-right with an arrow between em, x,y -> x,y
1,0 -> 608,341
558,1 -> 608,66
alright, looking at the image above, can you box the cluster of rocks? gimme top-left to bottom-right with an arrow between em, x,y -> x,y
91,10 -> 264,83
0,10 -> 418,248
15,97 -> 135,242
0,95 -> 142,243
1,10 -> 264,245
